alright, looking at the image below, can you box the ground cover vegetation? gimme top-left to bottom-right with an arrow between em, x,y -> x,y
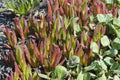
1,0 -> 120,80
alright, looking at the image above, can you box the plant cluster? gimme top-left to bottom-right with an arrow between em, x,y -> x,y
4,0 -> 42,16
1,0 -> 120,80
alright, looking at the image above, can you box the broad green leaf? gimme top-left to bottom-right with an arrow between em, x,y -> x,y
89,73 -> 96,77
90,42 -> 99,54
106,0 -> 114,4
97,14 -> 106,23
97,73 -> 106,80
110,24 -> 120,38
38,73 -> 50,79
113,18 -> 120,27
101,35 -> 110,47
104,49 -> 118,57
83,73 -> 91,80
54,65 -> 67,79
73,23 -> 81,33
113,75 -> 120,80
113,70 -> 120,74
67,56 -> 80,68
112,38 -> 120,50
98,59 -> 107,71
110,62 -> 120,70
105,14 -> 113,23
84,62 -> 96,72
104,57 -> 115,66
77,71 -> 84,80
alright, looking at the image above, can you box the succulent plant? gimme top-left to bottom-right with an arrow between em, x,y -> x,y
1,0 -> 120,80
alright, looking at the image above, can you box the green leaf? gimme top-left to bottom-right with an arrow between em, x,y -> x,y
38,73 -> 50,79
104,57 -> 115,66
110,24 -> 120,38
25,66 -> 32,80
98,60 -> 107,71
73,17 -> 81,35
106,0 -> 114,4
84,62 -> 96,72
97,14 -> 106,23
113,18 -> 120,27
54,65 -> 67,79
73,23 -> 81,33
77,72 -> 84,80
113,70 -> 120,74
97,73 -> 107,80
105,14 -> 113,23
104,49 -> 118,57
110,62 -> 120,70
67,56 -> 80,68
90,16 -> 94,22
112,38 -> 120,50
101,35 -> 110,47
15,46 -> 23,64
90,42 -> 99,54
83,73 -> 91,80
113,75 -> 120,80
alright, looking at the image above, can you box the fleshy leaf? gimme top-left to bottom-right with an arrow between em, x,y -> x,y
101,35 -> 110,47
97,14 -> 106,23
54,65 -> 67,79
90,42 -> 99,54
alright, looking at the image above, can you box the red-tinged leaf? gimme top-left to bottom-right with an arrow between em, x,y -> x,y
59,7 -> 64,15
10,31 -> 17,46
59,58 -> 66,65
58,0 -> 64,6
38,52 -> 44,64
97,40 -> 100,48
47,0 -> 52,20
81,31 -> 85,47
93,27 -> 97,41
4,55 -> 8,64
4,27 -> 13,45
33,41 -> 39,55
113,7 -> 119,17
101,27 -> 106,36
24,19 -> 29,37
54,0 -> 59,12
3,44 -> 11,49
9,71 -> 14,80
75,44 -> 82,55
83,54 -> 89,66
49,0 -> 53,5
14,62 -> 21,74
6,76 -> 9,80
14,17 -> 24,40
53,46 -> 62,67
102,3 -> 107,14
9,51 -> 15,62
88,49 -> 92,58
28,75 -> 33,80
85,35 -> 91,48
94,1 -> 103,14
4,26 -> 10,38
24,45 -> 31,64
65,3 -> 69,17
68,0 -> 74,5
51,51 -> 57,67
